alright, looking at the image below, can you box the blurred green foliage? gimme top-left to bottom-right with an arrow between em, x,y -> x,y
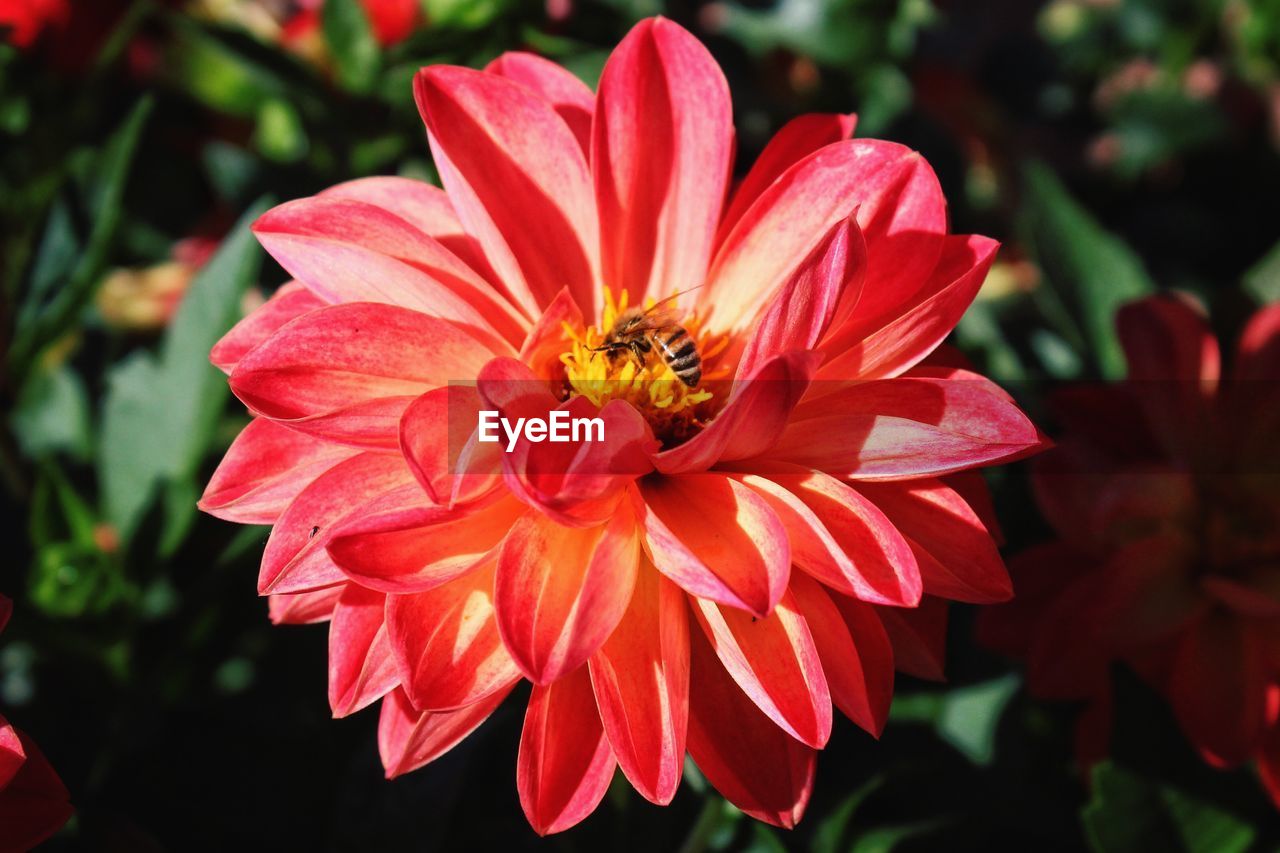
0,0 -> 1278,850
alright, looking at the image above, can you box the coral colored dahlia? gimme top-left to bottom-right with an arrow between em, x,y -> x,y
200,17 -> 1043,833
980,295 -> 1280,804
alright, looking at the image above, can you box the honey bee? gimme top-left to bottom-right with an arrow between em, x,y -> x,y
592,290 -> 702,387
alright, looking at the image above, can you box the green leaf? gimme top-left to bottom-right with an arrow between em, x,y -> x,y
11,363 -> 92,460
1244,237 -> 1280,305
323,0 -> 380,93
98,199 -> 270,545
812,776 -> 884,853
1020,161 -> 1156,378
935,674 -> 1020,765
11,98 -> 153,373
887,675 -> 1020,765
1083,762 -> 1256,853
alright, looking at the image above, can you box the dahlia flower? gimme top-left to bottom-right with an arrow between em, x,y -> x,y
0,596 -> 73,852
200,17 -> 1042,832
980,295 -> 1280,802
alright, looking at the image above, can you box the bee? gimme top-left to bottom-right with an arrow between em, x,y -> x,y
592,290 -> 702,387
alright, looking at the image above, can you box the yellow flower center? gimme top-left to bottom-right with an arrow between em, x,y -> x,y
560,289 -> 729,445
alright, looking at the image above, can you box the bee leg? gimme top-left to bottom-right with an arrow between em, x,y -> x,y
628,340 -> 648,368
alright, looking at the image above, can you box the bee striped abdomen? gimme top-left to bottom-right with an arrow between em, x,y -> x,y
655,326 -> 702,387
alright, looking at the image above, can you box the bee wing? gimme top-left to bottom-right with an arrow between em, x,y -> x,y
633,306 -> 678,331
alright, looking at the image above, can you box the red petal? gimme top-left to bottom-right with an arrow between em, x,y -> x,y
517,666 -> 617,835
268,587 -> 343,625
593,17 -> 733,303
0,724 -> 72,852
328,495 -> 525,594
497,511 -> 640,684
1117,295 -> 1219,459
734,214 -> 866,378
210,281 -> 325,374
718,112 -> 857,243
734,466 -> 921,606
378,685 -> 513,778
485,52 -> 595,155
853,478 -> 1012,603
789,573 -> 894,736
415,65 -> 599,317
398,386 -> 501,507
776,369 -> 1044,480
386,562 -> 521,711
1169,610 -> 1267,767
328,585 -> 399,717
637,475 -> 790,617
253,197 -> 525,350
706,139 -> 946,335
819,235 -> 999,379
654,351 -> 820,474
229,303 -> 496,446
691,589 -> 832,748
588,568 -> 689,805
199,417 -> 354,524
877,596 -> 949,681
686,626 -> 815,828
258,452 -> 414,594
478,358 -> 657,525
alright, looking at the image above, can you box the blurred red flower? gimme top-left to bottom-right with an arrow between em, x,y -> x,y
201,16 -> 1044,833
0,597 -> 73,853
281,0 -> 421,49
981,295 -> 1280,800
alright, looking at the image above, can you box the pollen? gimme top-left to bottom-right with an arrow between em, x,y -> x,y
559,289 -> 729,443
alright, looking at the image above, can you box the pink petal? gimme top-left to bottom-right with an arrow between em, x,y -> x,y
328,584 -> 399,717
686,625 -> 815,828
653,351 -> 820,474
519,287 -> 584,380
253,197 -> 526,351
268,587 -> 343,625
398,386 -> 501,507
818,235 -> 999,380
588,568 -> 689,805
320,176 -> 496,279
497,511 -> 639,685
258,452 -> 415,594
229,303 -> 496,446
789,572 -> 894,736
210,282 -> 325,374
705,139 -> 946,335
691,588 -> 832,748
378,685 -> 514,778
733,466 -> 921,606
328,494 -> 525,594
853,478 -> 1012,603
199,417 -> 354,524
593,17 -> 733,303
415,65 -> 600,317
636,475 -> 790,617
774,369 -> 1045,480
733,213 -> 866,378
517,666 -> 617,835
718,112 -> 857,244
485,52 -> 595,155
478,358 -> 657,525
385,561 -> 521,711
